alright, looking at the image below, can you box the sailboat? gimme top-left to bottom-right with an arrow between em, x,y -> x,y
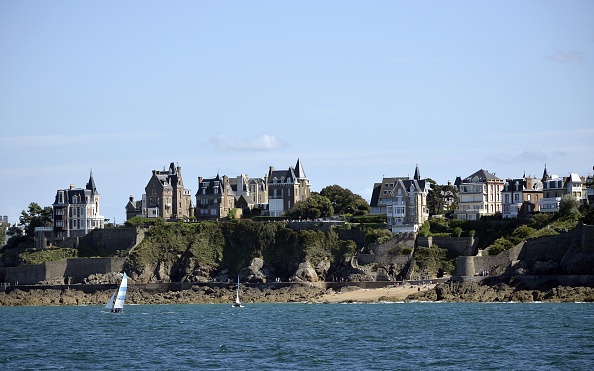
105,272 -> 128,313
232,275 -> 244,308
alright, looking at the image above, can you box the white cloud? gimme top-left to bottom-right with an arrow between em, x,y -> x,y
544,50 -> 584,63
209,133 -> 287,151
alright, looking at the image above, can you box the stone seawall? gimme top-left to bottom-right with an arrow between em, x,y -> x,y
2,257 -> 126,285
456,243 -> 523,276
416,236 -> 477,256
456,224 -> 594,276
79,228 -> 143,254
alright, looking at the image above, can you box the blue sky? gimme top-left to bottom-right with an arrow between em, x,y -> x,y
1,1 -> 593,224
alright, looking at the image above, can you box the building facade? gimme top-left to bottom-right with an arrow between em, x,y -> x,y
370,165 -> 429,233
266,159 -> 311,217
126,162 -> 193,220
501,175 -> 543,219
228,174 -> 269,215
454,169 -> 503,220
52,172 -> 105,238
195,174 -> 235,219
540,171 -> 586,213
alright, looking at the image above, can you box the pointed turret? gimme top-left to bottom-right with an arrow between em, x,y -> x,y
86,170 -> 98,195
541,164 -> 550,182
294,158 -> 306,179
413,164 -> 421,181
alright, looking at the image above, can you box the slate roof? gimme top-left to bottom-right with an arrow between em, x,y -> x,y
196,174 -> 229,196
86,171 -> 98,195
461,169 -> 501,183
268,159 -> 308,183
369,168 -> 428,207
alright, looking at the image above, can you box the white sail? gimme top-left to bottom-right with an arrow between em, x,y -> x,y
104,292 -> 116,310
105,272 -> 127,313
233,275 -> 243,307
113,273 -> 128,310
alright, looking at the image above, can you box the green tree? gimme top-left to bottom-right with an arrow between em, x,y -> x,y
285,193 -> 334,220
528,213 -> 552,229
488,237 -> 514,255
320,185 -> 369,215
509,225 -> 536,244
558,194 -> 580,221
19,203 -> 53,239
427,179 -> 458,216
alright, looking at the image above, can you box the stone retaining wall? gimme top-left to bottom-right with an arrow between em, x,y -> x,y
456,224 -> 594,276
2,257 -> 125,285
416,236 -> 477,256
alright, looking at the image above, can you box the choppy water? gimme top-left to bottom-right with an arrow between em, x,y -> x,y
1,302 -> 593,370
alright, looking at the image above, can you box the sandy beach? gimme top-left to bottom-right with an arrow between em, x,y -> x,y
315,284 -> 433,303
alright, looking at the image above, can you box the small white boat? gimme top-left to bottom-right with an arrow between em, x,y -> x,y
105,272 -> 128,313
232,275 -> 244,308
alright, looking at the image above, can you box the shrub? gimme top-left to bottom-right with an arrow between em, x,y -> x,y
508,225 -> 536,244
418,221 -> 430,237
351,214 -> 386,223
402,247 -> 413,255
528,213 -> 552,229
453,227 -> 462,237
488,238 -> 514,255
362,227 -> 393,244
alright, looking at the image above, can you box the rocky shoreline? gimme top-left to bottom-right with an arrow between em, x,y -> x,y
2,281 -> 594,306
0,284 -> 329,306
407,281 -> 594,302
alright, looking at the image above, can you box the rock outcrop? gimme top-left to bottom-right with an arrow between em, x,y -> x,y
0,284 -> 328,306
407,281 -> 594,303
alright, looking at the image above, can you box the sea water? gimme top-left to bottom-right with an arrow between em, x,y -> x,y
1,302 -> 593,370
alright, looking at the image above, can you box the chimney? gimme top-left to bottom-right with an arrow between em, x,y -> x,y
70,184 -> 75,189
129,196 -> 134,202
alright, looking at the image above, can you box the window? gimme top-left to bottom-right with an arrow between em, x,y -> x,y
505,194 -> 509,203
514,194 -> 520,202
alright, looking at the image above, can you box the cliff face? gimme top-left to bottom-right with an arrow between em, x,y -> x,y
125,221 -> 368,284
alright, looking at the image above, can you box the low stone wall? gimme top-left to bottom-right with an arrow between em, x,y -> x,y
2,257 -> 126,285
286,221 -> 345,232
357,253 -> 410,266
